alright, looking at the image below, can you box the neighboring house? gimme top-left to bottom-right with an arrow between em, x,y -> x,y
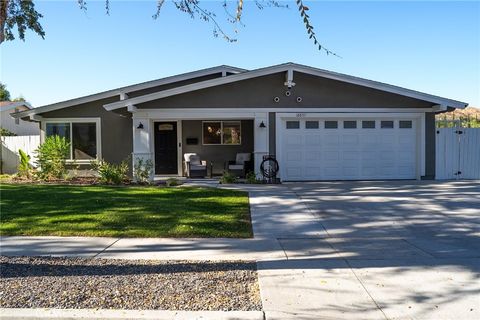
12,63 -> 467,181
1,101 -> 39,135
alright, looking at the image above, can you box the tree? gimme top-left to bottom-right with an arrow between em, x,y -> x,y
0,0 -> 337,55
0,82 -> 11,101
0,0 -> 45,44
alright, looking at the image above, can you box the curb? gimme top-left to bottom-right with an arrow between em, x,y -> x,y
0,308 -> 265,320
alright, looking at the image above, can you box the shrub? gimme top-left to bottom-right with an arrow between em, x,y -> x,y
0,127 -> 16,136
134,157 -> 153,184
220,171 -> 237,184
17,149 -> 34,179
35,136 -> 70,180
91,158 -> 129,185
245,171 -> 261,184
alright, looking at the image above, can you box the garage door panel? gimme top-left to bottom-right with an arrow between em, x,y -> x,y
305,135 -> 321,145
281,117 -> 417,181
286,135 -> 303,146
324,151 -> 340,161
286,151 -> 302,162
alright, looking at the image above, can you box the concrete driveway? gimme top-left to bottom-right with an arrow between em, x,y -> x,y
251,181 -> 480,320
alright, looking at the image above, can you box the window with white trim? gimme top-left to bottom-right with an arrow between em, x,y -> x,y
45,120 -> 100,160
202,121 -> 241,145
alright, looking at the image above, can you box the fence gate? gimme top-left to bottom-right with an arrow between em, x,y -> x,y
436,127 -> 480,180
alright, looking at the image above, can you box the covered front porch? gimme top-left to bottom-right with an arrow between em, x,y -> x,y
130,109 -> 270,181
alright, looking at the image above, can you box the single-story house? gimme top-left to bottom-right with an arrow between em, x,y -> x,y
1,101 -> 39,136
12,63 -> 467,181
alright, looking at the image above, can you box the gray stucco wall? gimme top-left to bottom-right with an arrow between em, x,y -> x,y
40,97 -> 133,165
182,120 -> 254,175
137,71 -> 434,109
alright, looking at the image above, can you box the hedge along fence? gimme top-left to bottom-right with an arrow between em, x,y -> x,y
436,106 -> 480,128
0,135 -> 40,174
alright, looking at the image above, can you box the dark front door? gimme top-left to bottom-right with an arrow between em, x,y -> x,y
154,122 -> 178,174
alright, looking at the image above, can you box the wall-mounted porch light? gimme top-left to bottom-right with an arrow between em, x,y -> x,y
137,122 -> 144,129
259,121 -> 266,128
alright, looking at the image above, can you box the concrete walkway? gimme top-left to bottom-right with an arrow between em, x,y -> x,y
246,181 -> 480,320
0,236 -> 284,261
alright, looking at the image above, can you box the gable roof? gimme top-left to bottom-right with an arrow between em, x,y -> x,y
104,62 -> 468,111
0,101 -> 33,112
11,65 -> 245,119
12,62 -> 468,119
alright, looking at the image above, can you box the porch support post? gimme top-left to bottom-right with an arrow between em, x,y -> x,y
132,116 -> 153,182
253,112 -> 269,178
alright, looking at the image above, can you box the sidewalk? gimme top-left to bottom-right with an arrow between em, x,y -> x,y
0,236 -> 284,261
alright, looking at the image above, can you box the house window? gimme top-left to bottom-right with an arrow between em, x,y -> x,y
45,119 -> 100,161
381,121 -> 394,129
203,121 -> 241,145
399,120 -> 413,128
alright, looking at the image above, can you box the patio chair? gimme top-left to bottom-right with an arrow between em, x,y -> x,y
183,153 -> 208,178
225,153 -> 252,178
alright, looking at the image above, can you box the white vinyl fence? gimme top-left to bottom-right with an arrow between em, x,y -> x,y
0,135 -> 40,174
436,128 -> 480,180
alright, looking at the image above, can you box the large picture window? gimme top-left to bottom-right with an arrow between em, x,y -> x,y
45,119 -> 100,161
203,121 -> 241,145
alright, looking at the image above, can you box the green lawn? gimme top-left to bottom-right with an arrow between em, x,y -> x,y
0,184 -> 252,238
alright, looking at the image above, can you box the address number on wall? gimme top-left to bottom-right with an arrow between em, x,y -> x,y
296,113 -> 306,118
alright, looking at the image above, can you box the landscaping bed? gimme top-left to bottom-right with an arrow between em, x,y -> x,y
0,256 -> 261,311
0,184 -> 252,238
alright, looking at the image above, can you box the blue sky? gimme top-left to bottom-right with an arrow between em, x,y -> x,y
1,1 -> 479,107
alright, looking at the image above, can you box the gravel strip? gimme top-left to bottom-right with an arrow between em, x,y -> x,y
0,256 -> 262,311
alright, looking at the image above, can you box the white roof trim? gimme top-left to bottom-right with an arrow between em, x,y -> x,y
104,62 -> 468,111
11,65 -> 246,119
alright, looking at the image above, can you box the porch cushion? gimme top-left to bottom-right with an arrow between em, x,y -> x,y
228,164 -> 244,170
184,153 -> 201,165
190,164 -> 207,171
235,153 -> 251,165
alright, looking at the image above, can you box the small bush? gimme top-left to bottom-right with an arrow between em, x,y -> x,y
35,136 -> 70,180
134,157 -> 153,184
17,149 -> 34,179
220,171 -> 237,184
91,159 -> 129,185
245,171 -> 261,184
166,177 -> 181,187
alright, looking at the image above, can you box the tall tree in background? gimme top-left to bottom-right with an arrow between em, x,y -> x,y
0,0 -> 337,55
0,82 -> 11,101
0,0 -> 45,44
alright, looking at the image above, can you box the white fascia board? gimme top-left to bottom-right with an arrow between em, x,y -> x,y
12,65 -> 246,119
105,62 -> 468,111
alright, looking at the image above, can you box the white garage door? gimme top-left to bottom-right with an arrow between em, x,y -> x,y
280,118 -> 417,181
